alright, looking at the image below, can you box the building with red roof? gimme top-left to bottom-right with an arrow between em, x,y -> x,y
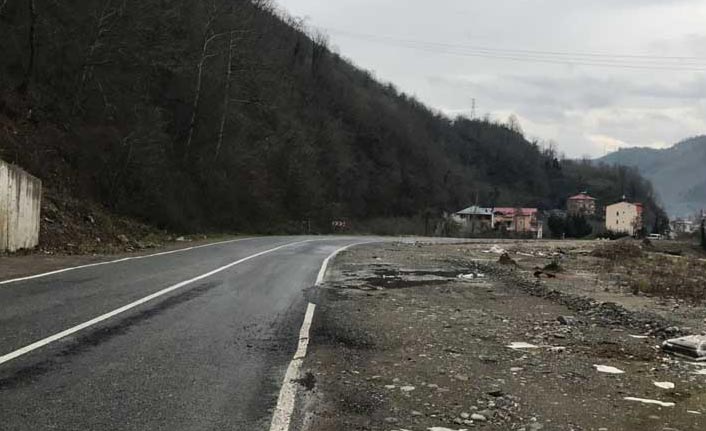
567,192 -> 596,216
492,207 -> 541,235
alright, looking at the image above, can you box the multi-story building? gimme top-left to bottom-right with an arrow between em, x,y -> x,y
567,192 -> 596,216
605,200 -> 643,236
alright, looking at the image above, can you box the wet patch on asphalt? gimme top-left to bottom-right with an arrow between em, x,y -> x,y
0,281 -> 220,390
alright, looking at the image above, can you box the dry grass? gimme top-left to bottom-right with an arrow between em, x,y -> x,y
591,240 -> 644,259
626,255 -> 706,302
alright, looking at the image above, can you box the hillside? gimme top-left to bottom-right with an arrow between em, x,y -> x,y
598,136 -> 706,217
0,0 -> 666,238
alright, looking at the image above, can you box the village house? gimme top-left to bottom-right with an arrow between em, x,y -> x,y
605,200 -> 643,236
493,207 -> 542,237
453,205 -> 494,231
567,192 -> 596,216
671,218 -> 697,234
453,205 -> 542,237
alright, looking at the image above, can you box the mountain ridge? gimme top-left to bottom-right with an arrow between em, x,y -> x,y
0,0 -> 667,235
597,136 -> 706,217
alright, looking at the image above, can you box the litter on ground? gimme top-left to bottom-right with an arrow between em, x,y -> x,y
457,273 -> 484,280
628,335 -> 649,339
483,245 -> 506,254
623,397 -> 675,407
653,381 -> 675,389
507,342 -> 540,350
662,335 -> 706,360
593,365 -> 625,374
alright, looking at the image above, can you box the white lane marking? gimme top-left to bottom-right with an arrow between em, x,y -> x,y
0,240 -> 312,366
0,237 -> 257,286
269,242 -> 365,431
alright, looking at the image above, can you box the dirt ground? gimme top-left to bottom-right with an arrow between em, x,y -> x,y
296,239 -> 706,431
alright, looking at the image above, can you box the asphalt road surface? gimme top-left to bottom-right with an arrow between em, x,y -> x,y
0,236 -> 366,431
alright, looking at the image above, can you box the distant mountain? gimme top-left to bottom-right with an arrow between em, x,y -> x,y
597,136 -> 706,217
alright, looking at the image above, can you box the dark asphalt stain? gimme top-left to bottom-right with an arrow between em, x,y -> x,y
0,281 -> 220,390
294,371 -> 316,391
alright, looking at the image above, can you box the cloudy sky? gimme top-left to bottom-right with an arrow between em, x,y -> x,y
277,0 -> 706,158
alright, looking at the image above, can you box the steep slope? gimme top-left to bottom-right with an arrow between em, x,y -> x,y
598,136 -> 706,216
0,0 -> 666,235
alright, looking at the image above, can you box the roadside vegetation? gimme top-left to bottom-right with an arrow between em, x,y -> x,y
591,238 -> 706,302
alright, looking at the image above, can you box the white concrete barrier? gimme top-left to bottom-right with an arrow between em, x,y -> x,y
0,160 -> 42,252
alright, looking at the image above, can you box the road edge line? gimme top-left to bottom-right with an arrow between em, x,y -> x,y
0,237 -> 258,286
269,242 -> 365,431
0,239 -> 313,366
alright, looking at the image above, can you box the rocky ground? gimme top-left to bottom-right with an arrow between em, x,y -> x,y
296,239 -> 706,431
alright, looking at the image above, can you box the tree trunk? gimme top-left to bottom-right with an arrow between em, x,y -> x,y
184,31 -> 224,160
215,31 -> 235,161
17,0 -> 37,95
73,0 -> 116,114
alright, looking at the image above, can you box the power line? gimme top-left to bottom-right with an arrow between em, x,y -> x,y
323,28 -> 706,72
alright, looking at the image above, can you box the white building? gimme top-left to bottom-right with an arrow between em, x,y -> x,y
605,201 -> 643,236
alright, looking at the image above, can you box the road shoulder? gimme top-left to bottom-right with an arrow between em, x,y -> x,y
295,240 -> 706,430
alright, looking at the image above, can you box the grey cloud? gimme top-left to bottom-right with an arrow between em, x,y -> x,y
281,0 -> 706,156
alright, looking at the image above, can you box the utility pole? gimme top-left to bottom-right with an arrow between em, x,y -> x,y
471,98 -> 476,119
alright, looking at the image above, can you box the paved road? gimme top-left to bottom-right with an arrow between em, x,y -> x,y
0,236 -> 366,431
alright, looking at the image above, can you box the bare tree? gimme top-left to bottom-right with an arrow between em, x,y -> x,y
183,2 -> 228,160
73,0 -> 119,113
17,0 -> 37,95
214,30 -> 235,161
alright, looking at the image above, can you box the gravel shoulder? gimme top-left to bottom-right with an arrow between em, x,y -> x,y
295,239 -> 706,431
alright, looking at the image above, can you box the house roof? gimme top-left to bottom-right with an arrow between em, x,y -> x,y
456,205 -> 493,216
493,207 -> 538,216
568,193 -> 596,201
606,201 -> 642,209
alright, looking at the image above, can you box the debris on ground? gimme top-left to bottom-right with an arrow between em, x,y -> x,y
557,315 -> 577,326
543,259 -> 564,272
662,335 -> 706,360
298,240 -> 706,431
484,245 -> 506,254
593,364 -> 625,374
507,342 -> 540,349
457,273 -> 484,281
623,397 -> 675,407
498,252 -> 518,266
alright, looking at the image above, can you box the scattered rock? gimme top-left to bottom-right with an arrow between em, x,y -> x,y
653,381 -> 675,389
498,253 -> 518,266
557,315 -> 577,326
593,364 -> 625,374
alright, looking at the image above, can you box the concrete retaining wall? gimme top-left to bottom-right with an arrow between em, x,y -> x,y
0,160 -> 42,252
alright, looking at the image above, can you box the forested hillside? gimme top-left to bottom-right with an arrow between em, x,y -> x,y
0,0 -> 666,234
598,136 -> 706,217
